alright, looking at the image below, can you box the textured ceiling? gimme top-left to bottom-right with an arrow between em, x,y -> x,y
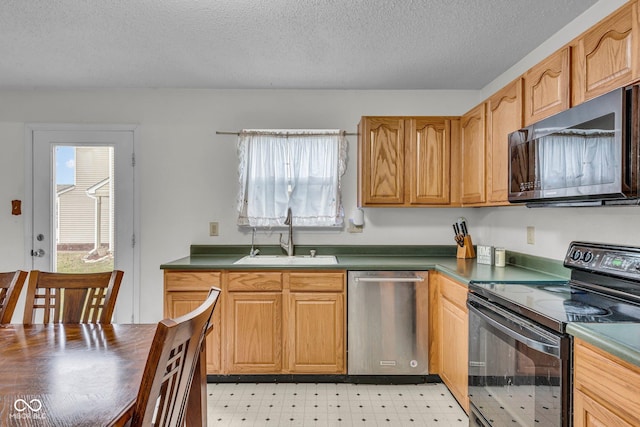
0,0 -> 598,90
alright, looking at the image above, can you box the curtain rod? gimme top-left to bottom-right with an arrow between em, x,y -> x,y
216,131 -> 358,136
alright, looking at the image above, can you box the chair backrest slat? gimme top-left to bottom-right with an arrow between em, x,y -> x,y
23,270 -> 124,324
130,287 -> 220,427
0,271 -> 28,324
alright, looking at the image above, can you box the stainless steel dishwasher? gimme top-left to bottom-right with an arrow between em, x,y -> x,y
347,271 -> 428,375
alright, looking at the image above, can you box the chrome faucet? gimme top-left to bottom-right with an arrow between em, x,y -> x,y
280,207 -> 294,256
249,227 -> 260,257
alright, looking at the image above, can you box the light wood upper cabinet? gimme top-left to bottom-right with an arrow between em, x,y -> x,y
573,338 -> 640,426
359,116 -> 453,207
358,117 -> 405,205
407,118 -> 451,204
460,104 -> 486,205
572,1 -> 640,105
523,47 -> 570,126
164,271 -> 222,373
486,78 -> 523,205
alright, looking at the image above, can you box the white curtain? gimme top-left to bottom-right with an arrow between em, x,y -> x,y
538,129 -> 615,190
237,130 -> 347,227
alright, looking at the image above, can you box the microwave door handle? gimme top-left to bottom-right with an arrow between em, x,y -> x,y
467,301 -> 561,358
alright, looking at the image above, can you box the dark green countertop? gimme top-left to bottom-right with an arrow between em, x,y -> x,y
160,245 -> 569,285
567,323 -> 640,368
162,245 -> 640,369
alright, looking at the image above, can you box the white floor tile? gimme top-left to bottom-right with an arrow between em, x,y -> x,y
207,382 -> 468,426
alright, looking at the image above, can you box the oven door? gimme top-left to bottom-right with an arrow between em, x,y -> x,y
467,293 -> 571,427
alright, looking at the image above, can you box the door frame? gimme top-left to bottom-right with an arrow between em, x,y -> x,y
24,123 -> 141,322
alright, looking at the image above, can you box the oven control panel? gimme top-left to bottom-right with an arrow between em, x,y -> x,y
565,242 -> 640,281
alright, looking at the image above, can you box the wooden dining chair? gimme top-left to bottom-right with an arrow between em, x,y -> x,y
23,270 -> 124,324
0,270 -> 28,324
129,287 -> 221,427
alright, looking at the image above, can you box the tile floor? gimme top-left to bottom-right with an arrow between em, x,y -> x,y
207,382 -> 468,426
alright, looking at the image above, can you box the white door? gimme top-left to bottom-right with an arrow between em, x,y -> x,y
27,126 -> 138,323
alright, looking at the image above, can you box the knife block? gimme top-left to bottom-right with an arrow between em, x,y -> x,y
457,235 -> 476,259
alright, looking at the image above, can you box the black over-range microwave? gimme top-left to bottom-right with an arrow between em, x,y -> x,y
508,85 -> 640,206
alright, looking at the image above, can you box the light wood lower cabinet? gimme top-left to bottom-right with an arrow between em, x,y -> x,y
573,338 -> 640,426
164,270 -> 222,373
431,272 -> 469,413
226,271 -> 345,374
166,269 -> 345,375
287,292 -> 345,373
226,291 -> 283,373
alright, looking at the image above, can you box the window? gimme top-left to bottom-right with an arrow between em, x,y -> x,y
237,130 -> 347,227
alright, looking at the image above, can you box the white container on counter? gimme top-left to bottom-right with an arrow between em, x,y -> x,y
495,248 -> 506,267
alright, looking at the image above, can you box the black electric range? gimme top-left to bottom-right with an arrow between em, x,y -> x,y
467,241 -> 640,427
470,241 -> 640,333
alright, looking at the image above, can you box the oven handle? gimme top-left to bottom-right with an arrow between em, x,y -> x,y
467,297 -> 561,358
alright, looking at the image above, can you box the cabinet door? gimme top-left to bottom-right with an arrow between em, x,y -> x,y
572,1 -> 640,105
438,274 -> 469,413
407,118 -> 451,204
286,292 -> 345,373
226,292 -> 282,373
358,117 -> 405,205
574,338 -> 640,426
461,104 -> 486,205
574,389 -> 634,427
487,79 -> 522,204
523,47 -> 570,126
164,271 -> 222,373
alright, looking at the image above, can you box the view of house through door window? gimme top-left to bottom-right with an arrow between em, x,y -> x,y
29,127 -> 137,323
55,145 -> 115,273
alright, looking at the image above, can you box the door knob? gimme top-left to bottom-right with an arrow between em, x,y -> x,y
31,249 -> 45,257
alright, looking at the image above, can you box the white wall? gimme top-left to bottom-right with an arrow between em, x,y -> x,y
0,89 -> 477,322
0,0 -> 634,323
480,0 -> 628,99
472,0 -> 639,258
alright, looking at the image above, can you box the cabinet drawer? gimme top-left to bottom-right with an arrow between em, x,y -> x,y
438,274 -> 468,311
227,272 -> 283,291
164,271 -> 221,292
288,272 -> 345,292
574,338 -> 640,425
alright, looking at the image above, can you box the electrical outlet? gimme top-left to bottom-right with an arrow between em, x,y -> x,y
527,226 -> 535,245
209,222 -> 219,236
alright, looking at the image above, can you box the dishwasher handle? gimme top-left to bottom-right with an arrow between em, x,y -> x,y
354,276 -> 424,283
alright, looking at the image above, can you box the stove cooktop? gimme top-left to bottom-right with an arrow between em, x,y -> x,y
470,242 -> 640,333
469,282 -> 640,333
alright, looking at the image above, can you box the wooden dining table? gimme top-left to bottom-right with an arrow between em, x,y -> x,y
0,323 -> 208,426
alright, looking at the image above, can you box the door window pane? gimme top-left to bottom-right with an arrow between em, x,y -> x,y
55,145 -> 114,273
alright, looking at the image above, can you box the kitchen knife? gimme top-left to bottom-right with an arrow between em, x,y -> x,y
460,221 -> 468,236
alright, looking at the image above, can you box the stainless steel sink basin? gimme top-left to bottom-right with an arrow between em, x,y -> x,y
233,255 -> 338,265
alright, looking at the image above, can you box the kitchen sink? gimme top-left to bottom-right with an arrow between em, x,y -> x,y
233,255 -> 338,265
